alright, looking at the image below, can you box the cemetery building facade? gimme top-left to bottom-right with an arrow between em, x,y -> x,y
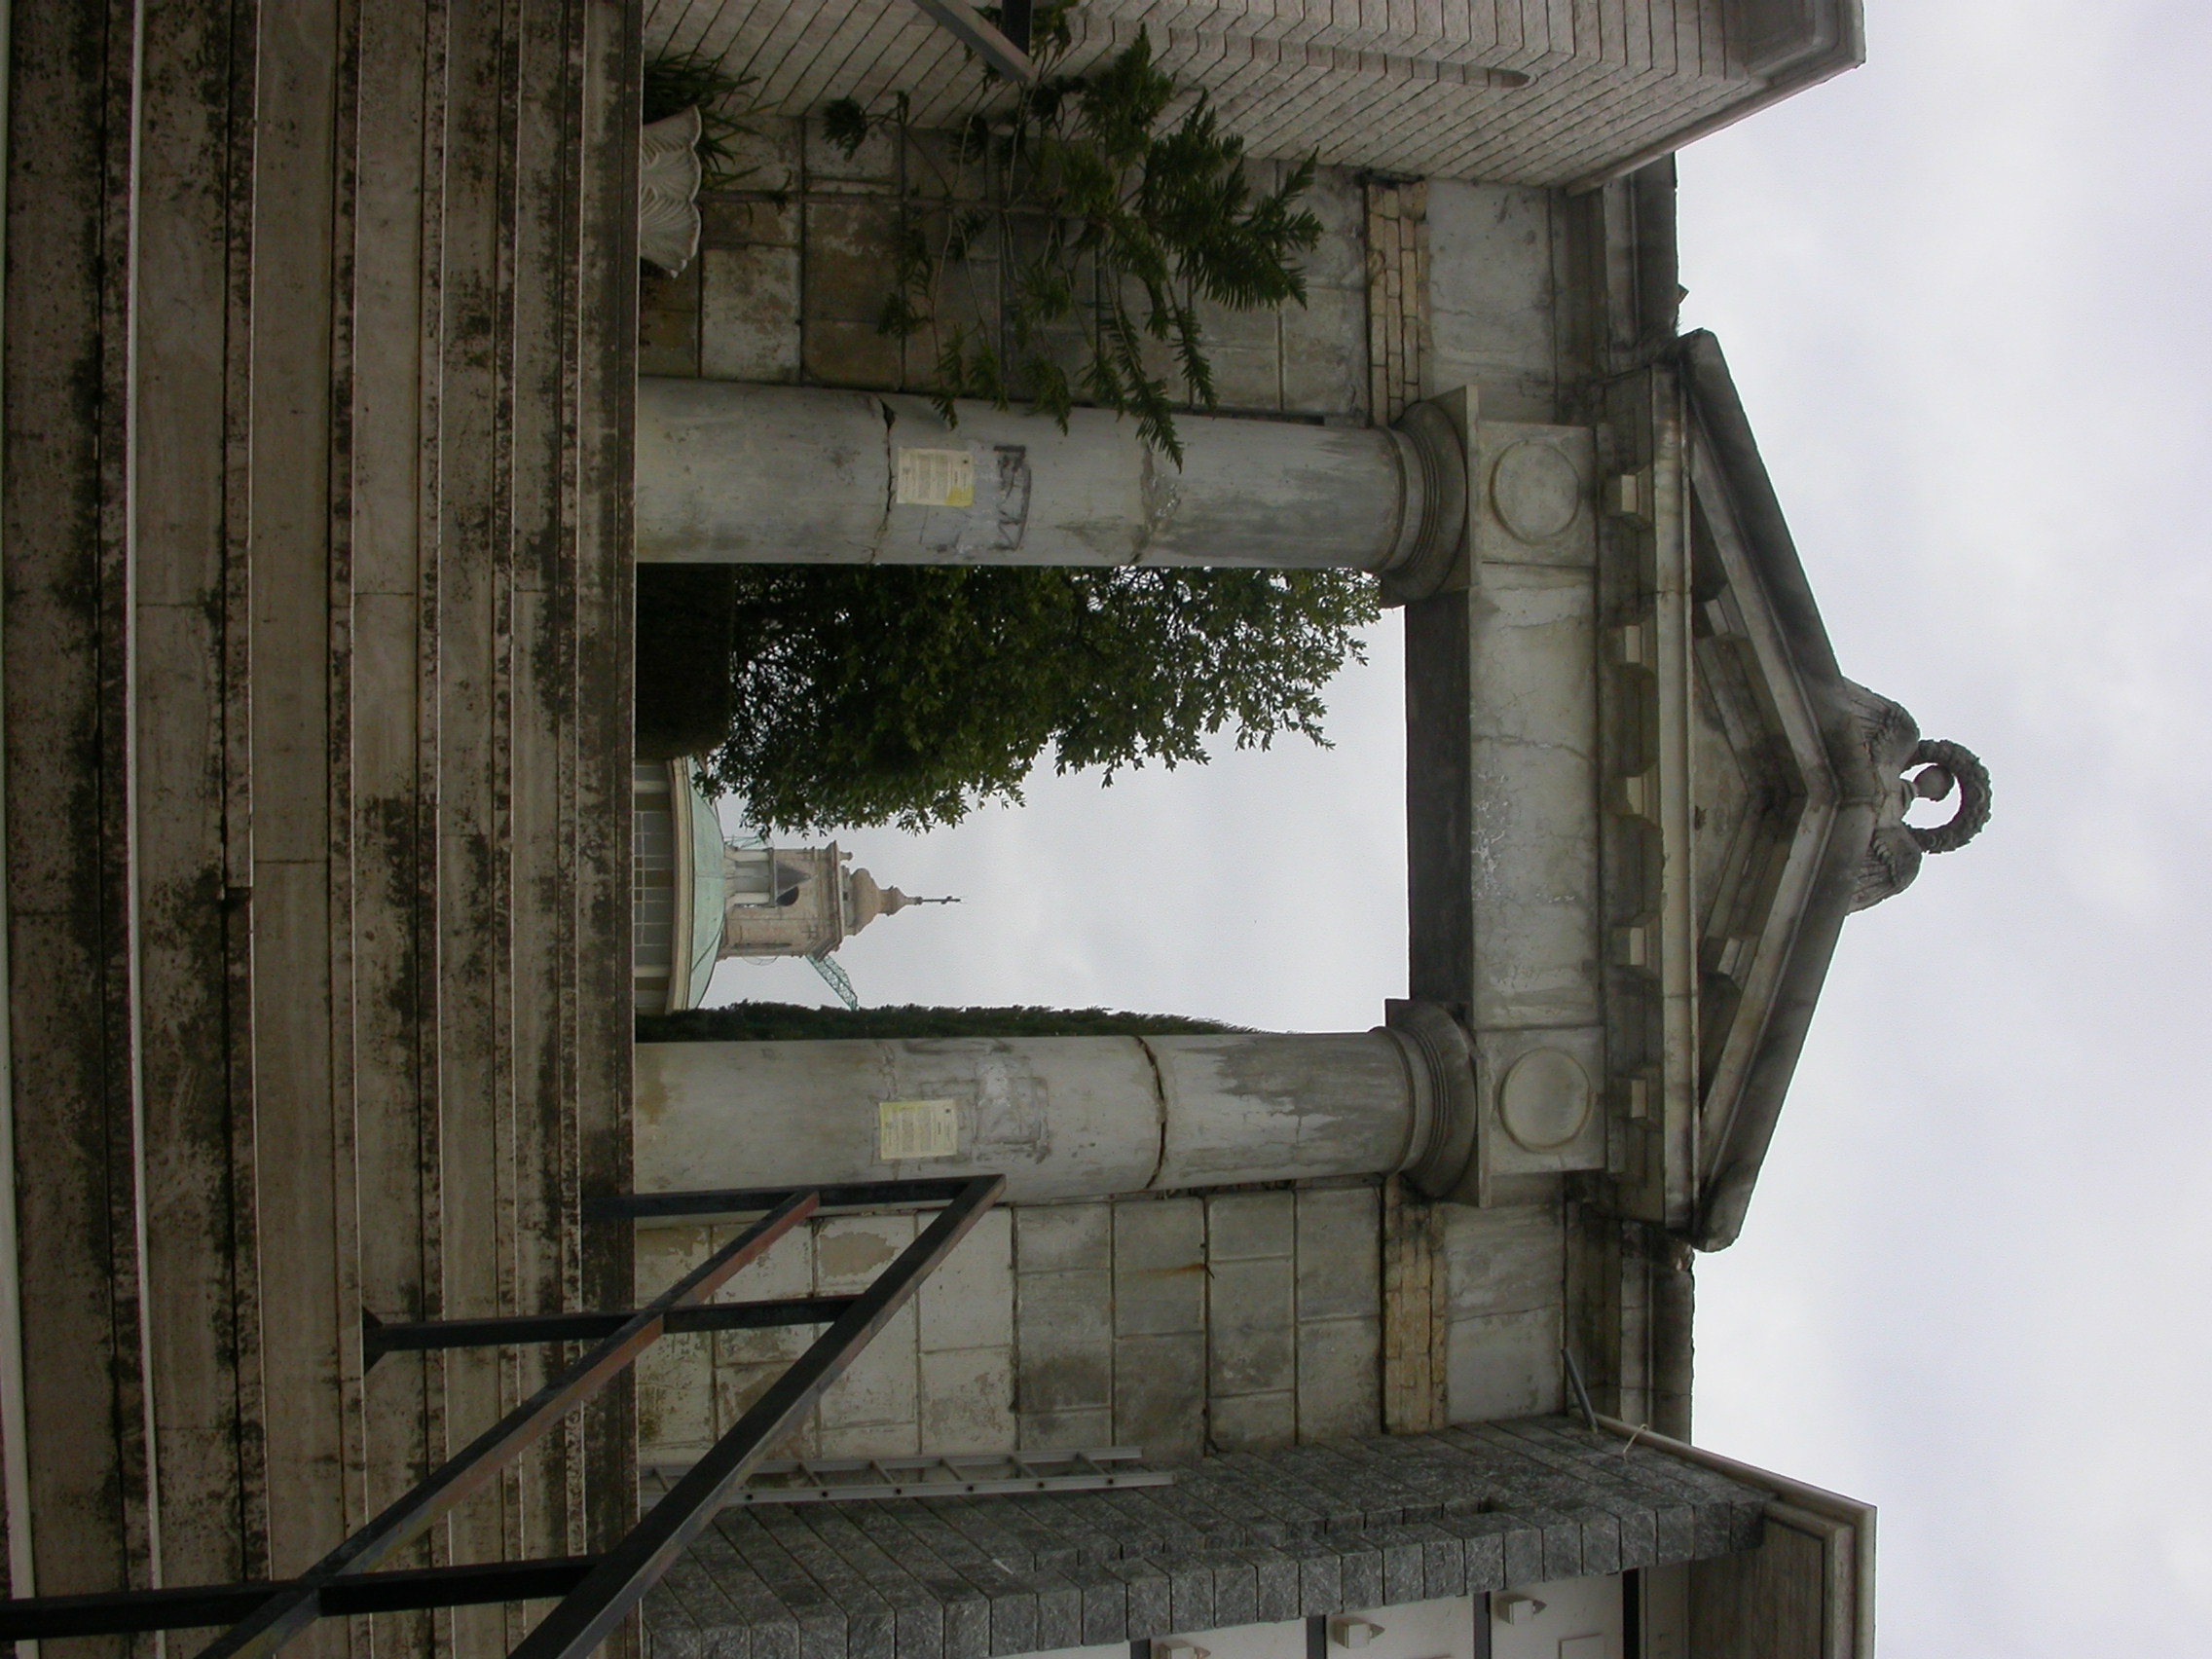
0,4 -> 1967,1658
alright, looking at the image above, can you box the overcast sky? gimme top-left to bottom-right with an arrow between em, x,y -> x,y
708,8 -> 2212,1652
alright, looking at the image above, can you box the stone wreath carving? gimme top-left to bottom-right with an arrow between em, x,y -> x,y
1902,737 -> 1991,855
1842,682 -> 1991,911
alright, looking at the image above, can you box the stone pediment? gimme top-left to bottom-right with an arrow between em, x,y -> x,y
1407,333 -> 1979,1247
1673,335 -> 1856,1248
1633,332 -> 1978,1248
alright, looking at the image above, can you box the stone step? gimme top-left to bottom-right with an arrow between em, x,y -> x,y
0,5 -> 638,1653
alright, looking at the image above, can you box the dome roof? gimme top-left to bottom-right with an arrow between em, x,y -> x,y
843,868 -> 912,934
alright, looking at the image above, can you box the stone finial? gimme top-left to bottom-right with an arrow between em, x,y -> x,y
1843,682 -> 1992,911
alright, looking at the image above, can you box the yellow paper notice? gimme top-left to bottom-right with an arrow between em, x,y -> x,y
877,1098 -> 960,1161
895,447 -> 976,508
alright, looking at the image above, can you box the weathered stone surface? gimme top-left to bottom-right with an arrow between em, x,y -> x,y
1447,1308 -> 1564,1423
702,194 -> 800,251
1209,1390 -> 1298,1454
920,1346 -> 1014,1455
1208,1257 -> 1297,1399
821,1303 -> 923,1457
1282,284 -> 1369,416
1208,1191 -> 1296,1263
803,199 -> 902,322
1113,1333 -> 1207,1463
704,246 -> 802,381
3,6 -> 638,1647
1442,1204 -> 1565,1319
644,264 -> 704,376
804,318 -> 904,389
1016,1202 -> 1113,1276
1295,1317 -> 1382,1443
1015,1266 -> 1114,1420
1113,1197 -> 1207,1337
1296,1187 -> 1382,1320
1424,182 -> 1558,422
921,1208 -> 1014,1353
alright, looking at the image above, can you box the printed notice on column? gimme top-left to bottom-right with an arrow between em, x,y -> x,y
895,447 -> 975,508
878,1098 -> 960,1161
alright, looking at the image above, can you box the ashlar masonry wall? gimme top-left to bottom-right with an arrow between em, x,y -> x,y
636,120 -> 1579,452
639,119 -> 1373,424
636,1189 -> 1573,1471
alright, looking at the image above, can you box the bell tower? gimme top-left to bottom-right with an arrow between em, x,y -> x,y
719,843 -> 933,959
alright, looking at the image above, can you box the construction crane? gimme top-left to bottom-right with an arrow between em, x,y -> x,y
808,952 -> 861,1011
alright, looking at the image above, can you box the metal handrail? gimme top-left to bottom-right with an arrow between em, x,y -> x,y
194,1189 -> 822,1659
508,1175 -> 1004,1659
0,1175 -> 1004,1656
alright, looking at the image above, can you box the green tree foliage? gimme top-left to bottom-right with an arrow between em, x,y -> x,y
640,1002 -> 1244,1043
824,9 -> 1322,463
643,49 -> 759,188
665,14 -> 1370,833
698,563 -> 1381,835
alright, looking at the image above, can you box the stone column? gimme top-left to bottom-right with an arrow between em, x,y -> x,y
634,1004 -> 1478,1204
634,379 -> 1465,596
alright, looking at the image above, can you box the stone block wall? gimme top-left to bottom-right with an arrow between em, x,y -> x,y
641,119 -> 1372,424
637,1207 -> 1018,1469
1442,1206 -> 1568,1421
636,1189 -> 1570,1471
1010,1187 -> 1383,1462
637,133 -> 1580,463
1424,180 -> 1565,423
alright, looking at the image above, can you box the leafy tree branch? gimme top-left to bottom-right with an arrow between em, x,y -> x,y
644,48 -> 761,189
822,8 -> 1322,463
694,564 -> 1381,836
